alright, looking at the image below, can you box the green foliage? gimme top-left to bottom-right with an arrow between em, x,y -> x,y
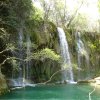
0,0 -> 99,84
0,28 -> 9,43
0,0 -> 33,33
71,13 -> 88,31
12,59 -> 19,71
98,0 -> 100,13
88,42 -> 96,52
83,33 -> 100,53
33,48 -> 60,61
31,5 -> 43,21
0,72 -> 7,95
9,0 -> 32,20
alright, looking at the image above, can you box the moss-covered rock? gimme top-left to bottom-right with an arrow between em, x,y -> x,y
0,72 -> 8,95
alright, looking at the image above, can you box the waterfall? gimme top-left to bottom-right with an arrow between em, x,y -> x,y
57,27 -> 74,82
76,32 -> 90,80
26,34 -> 31,80
18,27 -> 24,79
10,27 -> 24,87
11,32 -> 33,87
17,32 -> 32,86
15,27 -> 24,86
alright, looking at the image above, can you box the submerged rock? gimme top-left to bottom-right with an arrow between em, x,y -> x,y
77,77 -> 100,85
94,77 -> 100,85
77,80 -> 90,83
56,80 -> 77,84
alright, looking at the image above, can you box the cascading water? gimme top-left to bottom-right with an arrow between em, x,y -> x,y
11,27 -> 24,87
18,27 -> 24,79
26,34 -> 31,80
76,32 -> 90,80
17,32 -> 33,87
11,32 -> 34,87
16,27 -> 24,86
57,27 -> 74,83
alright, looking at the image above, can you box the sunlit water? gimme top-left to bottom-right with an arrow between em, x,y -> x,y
0,84 -> 100,100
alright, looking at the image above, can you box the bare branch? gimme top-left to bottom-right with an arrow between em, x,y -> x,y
0,58 -> 11,67
0,49 -> 10,54
66,0 -> 84,28
0,57 -> 24,68
36,68 -> 66,85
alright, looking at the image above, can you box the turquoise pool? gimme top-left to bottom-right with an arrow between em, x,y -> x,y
0,84 -> 100,100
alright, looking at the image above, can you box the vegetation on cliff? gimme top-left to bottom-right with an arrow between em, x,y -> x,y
0,0 -> 100,94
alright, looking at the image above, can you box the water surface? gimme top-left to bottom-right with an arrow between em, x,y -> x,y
0,84 -> 100,100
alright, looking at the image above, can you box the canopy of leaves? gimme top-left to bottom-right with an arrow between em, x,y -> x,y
32,48 -> 60,61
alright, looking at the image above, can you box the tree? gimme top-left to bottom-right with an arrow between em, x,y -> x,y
37,0 -> 86,29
